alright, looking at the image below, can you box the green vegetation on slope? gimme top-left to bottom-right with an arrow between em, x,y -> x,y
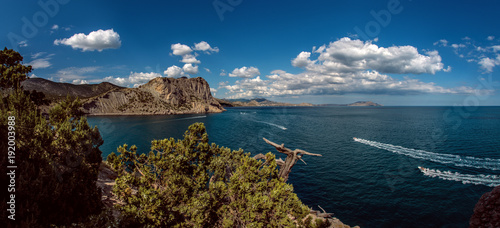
1,48 -> 104,227
107,122 -> 317,227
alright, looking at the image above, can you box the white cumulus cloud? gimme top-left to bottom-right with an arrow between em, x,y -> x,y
54,29 -> 121,51
183,64 -> 199,75
229,66 -> 260,78
221,37 -> 482,99
171,43 -> 193,56
103,72 -> 162,87
164,65 -> 185,78
180,54 -> 201,64
478,56 -> 500,73
193,41 -> 219,53
292,51 -> 315,68
312,38 -> 445,74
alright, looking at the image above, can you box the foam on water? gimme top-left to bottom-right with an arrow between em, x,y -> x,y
419,167 -> 500,187
253,120 -> 287,130
354,138 -> 500,170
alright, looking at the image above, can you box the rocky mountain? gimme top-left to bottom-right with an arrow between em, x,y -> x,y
21,78 -> 122,100
22,77 -> 225,115
216,98 -> 314,107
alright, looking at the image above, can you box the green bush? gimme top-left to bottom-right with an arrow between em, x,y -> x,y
108,122 -> 311,227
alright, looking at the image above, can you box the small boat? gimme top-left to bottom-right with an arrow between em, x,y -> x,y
353,137 -> 357,140
418,166 -> 425,171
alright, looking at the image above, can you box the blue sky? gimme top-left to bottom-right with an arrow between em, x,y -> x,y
2,0 -> 500,105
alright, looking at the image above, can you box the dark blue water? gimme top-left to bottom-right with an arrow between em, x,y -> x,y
87,106 -> 500,227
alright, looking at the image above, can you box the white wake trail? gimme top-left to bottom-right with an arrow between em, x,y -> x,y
178,115 -> 206,120
254,120 -> 287,130
418,167 -> 500,187
354,138 -> 500,171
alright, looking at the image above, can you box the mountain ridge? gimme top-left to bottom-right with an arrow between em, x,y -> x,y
21,77 -> 225,115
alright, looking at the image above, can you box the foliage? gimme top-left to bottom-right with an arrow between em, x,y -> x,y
107,123 -> 312,227
0,47 -> 32,89
0,48 -> 104,227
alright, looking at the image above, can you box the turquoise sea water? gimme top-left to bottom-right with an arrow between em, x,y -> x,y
87,106 -> 500,227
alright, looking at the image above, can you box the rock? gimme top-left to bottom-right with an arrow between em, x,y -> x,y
470,185 -> 500,228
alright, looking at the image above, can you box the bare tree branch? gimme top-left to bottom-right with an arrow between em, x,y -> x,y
262,138 -> 322,182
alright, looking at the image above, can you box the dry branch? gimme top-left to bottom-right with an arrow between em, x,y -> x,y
259,138 -> 322,182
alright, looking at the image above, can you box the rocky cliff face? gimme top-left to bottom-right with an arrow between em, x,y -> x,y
82,77 -> 225,115
470,185 -> 500,228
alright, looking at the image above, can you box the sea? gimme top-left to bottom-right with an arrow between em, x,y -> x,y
87,106 -> 500,228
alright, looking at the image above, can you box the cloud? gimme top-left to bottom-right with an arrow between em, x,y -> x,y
291,51 -> 315,68
224,70 -> 477,99
54,29 -> 121,51
51,24 -> 59,30
18,40 -> 28,47
168,41 -> 218,74
171,43 -> 193,56
31,52 -> 46,59
451,43 -> 466,49
72,79 -> 88,85
308,38 -> 445,74
193,41 -> 219,53
228,66 -> 260,78
438,37 -> 500,73
53,66 -> 101,81
183,63 -> 199,75
180,54 -> 200,64
222,38 -> 479,99
28,58 -> 52,69
204,68 -> 211,73
103,72 -> 162,87
433,39 -> 448,47
478,56 -> 500,73
27,53 -> 54,69
164,65 -> 185,78
220,69 -> 227,76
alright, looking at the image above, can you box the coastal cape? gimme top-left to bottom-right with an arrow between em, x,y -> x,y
21,77 -> 225,115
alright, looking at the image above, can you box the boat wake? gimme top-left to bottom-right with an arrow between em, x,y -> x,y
178,115 -> 206,120
354,138 -> 500,171
145,115 -> 206,125
254,120 -> 287,130
418,167 -> 500,187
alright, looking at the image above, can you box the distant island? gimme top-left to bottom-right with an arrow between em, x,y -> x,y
215,98 -> 314,107
218,98 -> 382,107
317,101 -> 383,107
